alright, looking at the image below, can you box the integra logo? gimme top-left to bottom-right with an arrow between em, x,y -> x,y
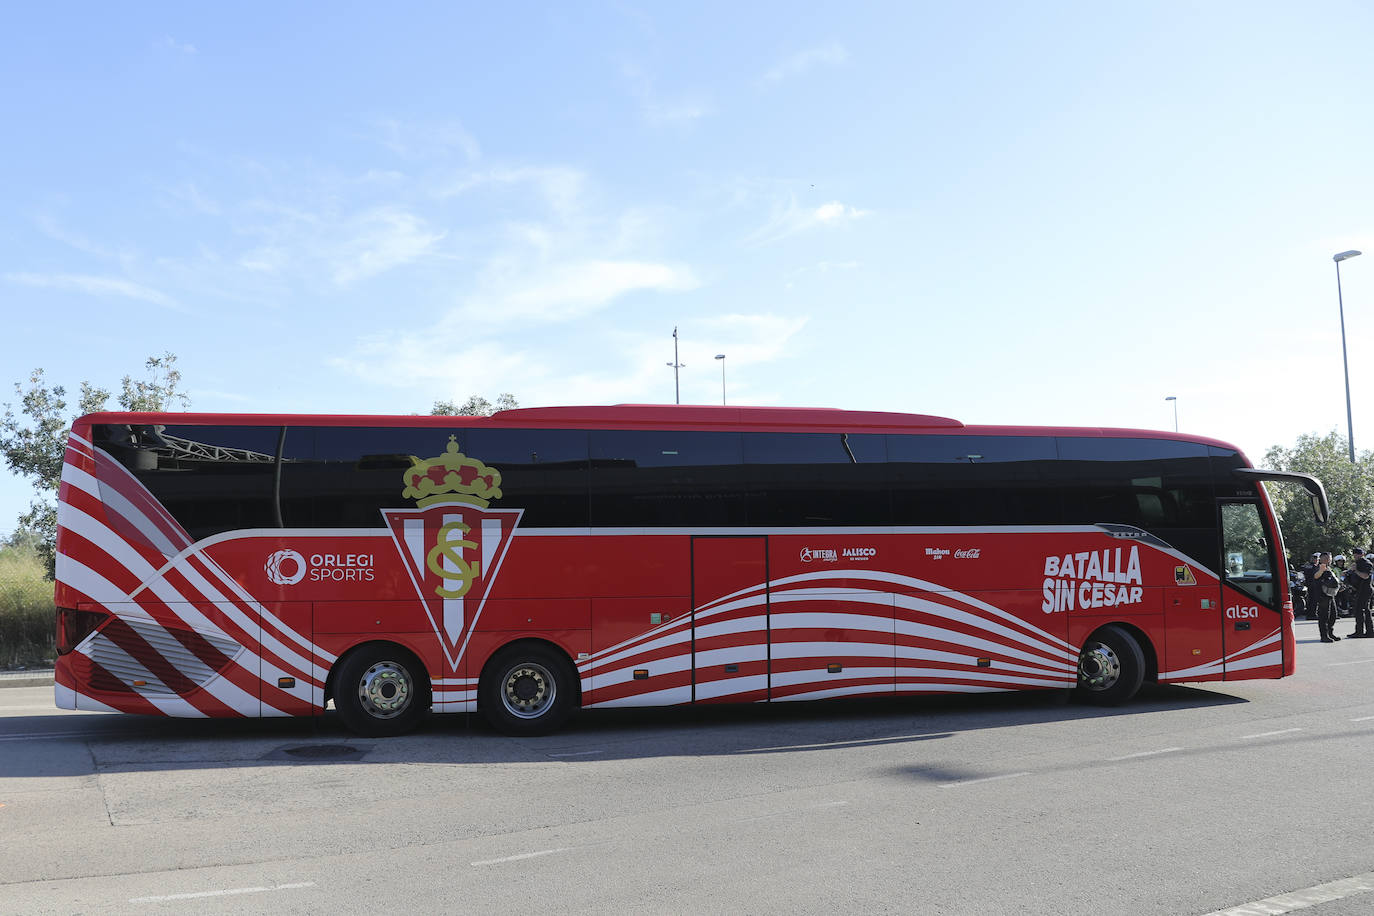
800,547 -> 839,563
265,550 -> 376,584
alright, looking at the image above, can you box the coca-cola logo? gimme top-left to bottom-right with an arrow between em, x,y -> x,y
954,548 -> 981,559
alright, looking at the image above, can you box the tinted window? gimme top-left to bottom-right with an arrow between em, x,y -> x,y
886,435 -> 1060,525
590,430 -> 746,526
93,423 -> 295,540
282,427 -> 588,528
743,432 -> 889,525
1053,437 -> 1216,565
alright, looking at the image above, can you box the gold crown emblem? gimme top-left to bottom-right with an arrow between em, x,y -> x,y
402,436 -> 503,508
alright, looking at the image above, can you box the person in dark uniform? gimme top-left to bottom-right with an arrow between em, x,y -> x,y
1301,553 -> 1321,621
1312,552 -> 1341,642
1347,551 -> 1373,638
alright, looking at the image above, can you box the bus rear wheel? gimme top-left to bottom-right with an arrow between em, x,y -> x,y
479,644 -> 576,736
1075,625 -> 1145,706
334,644 -> 430,737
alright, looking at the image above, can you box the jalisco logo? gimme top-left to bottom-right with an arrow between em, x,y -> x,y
383,437 -> 523,668
800,546 -> 876,563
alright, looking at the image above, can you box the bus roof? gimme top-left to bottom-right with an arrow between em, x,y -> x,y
75,404 -> 1244,452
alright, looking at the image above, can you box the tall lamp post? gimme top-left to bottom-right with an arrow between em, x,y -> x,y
1165,395 -> 1178,432
715,354 -> 726,405
666,326 -> 685,405
1334,250 -> 1362,462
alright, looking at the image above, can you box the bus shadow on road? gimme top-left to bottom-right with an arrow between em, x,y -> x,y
0,683 -> 1248,778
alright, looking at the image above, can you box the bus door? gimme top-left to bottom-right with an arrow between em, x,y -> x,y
1217,500 -> 1286,678
691,536 -> 769,704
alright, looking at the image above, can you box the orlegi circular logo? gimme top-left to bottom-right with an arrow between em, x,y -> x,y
265,549 -> 307,586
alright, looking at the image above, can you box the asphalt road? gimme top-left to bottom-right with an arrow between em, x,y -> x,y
2,618 -> 1373,915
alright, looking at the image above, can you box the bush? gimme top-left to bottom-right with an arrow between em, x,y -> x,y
0,544 -> 55,668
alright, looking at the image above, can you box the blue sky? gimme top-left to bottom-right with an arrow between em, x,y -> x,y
3,2 -> 1374,530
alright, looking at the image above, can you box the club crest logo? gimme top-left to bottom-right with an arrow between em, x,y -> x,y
382,437 -> 522,670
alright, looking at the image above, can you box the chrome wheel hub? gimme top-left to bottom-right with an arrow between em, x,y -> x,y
1078,642 -> 1121,691
357,661 -> 412,719
502,662 -> 555,719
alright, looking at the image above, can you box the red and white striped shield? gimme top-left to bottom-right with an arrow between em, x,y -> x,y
383,502 -> 523,669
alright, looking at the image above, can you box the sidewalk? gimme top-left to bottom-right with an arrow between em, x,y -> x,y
0,668 -> 54,688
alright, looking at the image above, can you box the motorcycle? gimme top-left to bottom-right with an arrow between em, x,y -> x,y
1289,568 -> 1308,619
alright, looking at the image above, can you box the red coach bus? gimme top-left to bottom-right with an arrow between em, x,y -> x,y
54,406 -> 1327,736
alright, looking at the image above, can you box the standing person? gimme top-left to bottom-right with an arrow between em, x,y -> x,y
1301,552 -> 1321,621
1312,552 -> 1342,642
1348,550 -> 1373,638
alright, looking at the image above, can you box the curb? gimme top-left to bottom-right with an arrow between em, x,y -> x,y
0,671 -> 55,689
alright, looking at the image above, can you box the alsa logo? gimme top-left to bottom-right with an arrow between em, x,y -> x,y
265,550 -> 375,585
1226,605 -> 1259,619
800,547 -> 838,563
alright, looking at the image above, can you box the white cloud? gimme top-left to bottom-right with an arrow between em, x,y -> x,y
35,214 -> 116,259
330,312 -> 808,410
745,197 -> 871,244
162,36 -> 197,55
486,259 -> 699,321
761,44 -> 848,84
377,118 -> 480,162
623,63 -> 713,128
437,166 -> 587,216
232,202 -> 444,287
331,208 -> 446,287
5,272 -> 179,309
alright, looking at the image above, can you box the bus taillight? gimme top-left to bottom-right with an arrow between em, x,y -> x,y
56,607 -> 108,655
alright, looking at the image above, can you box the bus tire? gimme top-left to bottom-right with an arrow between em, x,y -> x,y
479,644 -> 576,736
1075,625 -> 1145,706
334,644 -> 430,737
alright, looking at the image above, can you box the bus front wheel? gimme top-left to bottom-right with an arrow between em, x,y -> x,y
479,644 -> 576,736
334,644 -> 430,737
1075,625 -> 1145,705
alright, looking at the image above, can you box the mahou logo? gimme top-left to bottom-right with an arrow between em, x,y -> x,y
264,549 -> 307,585
383,437 -> 522,669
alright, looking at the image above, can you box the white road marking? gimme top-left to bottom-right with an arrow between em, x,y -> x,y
1107,747 -> 1183,761
1350,715 -> 1374,722
738,733 -> 946,753
938,772 -> 1031,788
547,750 -> 604,758
1200,869 -> 1374,915
1326,657 -> 1374,667
732,800 -> 851,824
471,848 -> 570,867
0,731 -> 92,742
129,882 -> 315,903
1239,728 -> 1303,740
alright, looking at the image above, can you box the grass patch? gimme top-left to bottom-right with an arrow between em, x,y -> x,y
0,545 -> 55,669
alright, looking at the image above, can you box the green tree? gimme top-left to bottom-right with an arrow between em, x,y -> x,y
1262,430 -> 1374,563
430,393 -> 519,416
1,353 -> 189,577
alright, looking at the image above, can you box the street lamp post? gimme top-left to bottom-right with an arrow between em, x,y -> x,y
666,326 -> 685,405
1335,250 -> 1362,463
715,354 -> 726,405
1165,396 -> 1178,432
